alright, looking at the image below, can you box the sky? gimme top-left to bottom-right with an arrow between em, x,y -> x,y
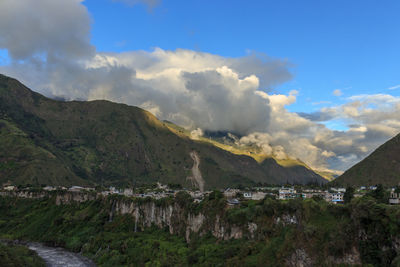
85,0 -> 400,114
0,0 -> 400,174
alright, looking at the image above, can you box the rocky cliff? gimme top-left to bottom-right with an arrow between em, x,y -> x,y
1,190 -> 399,266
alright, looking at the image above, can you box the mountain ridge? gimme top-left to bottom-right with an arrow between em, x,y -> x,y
0,74 -> 327,188
334,132 -> 400,186
164,121 -> 337,180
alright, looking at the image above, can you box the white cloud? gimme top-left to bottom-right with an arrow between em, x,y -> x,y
0,0 -> 94,60
298,93 -> 400,170
333,89 -> 342,96
388,84 -> 400,90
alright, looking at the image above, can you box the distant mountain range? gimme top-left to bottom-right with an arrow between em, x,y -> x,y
334,132 -> 400,186
0,74 -> 327,189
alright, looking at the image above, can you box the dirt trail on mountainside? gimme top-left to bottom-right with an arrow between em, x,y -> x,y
187,151 -> 205,192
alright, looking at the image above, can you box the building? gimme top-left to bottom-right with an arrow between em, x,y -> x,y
69,186 -> 84,192
68,186 -> 94,192
243,192 -> 252,199
251,192 -> 267,200
43,186 -> 56,191
3,185 -> 16,191
389,191 -> 400,205
329,192 -> 344,204
123,188 -> 133,197
301,193 -> 313,199
330,187 -> 346,193
189,191 -> 203,199
279,187 -> 297,200
223,188 -> 240,198
109,186 -> 120,194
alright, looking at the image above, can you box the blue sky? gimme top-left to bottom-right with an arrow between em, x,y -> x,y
84,0 -> 400,115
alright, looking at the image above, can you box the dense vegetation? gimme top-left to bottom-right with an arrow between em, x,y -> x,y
0,242 -> 45,267
335,132 -> 400,186
0,193 -> 399,266
0,74 -> 326,189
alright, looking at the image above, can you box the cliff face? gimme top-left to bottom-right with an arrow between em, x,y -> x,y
1,190 -> 399,266
0,190 -> 276,241
0,190 -> 299,243
111,200 -> 260,241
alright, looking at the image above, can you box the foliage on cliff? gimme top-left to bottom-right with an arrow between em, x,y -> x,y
0,194 -> 399,266
0,242 -> 46,267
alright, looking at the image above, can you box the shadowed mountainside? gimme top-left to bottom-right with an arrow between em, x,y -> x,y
0,74 -> 327,188
334,133 -> 400,186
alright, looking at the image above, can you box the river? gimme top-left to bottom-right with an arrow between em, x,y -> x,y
27,242 -> 96,267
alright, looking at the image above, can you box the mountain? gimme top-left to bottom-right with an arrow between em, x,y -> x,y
334,133 -> 400,186
166,124 -> 337,181
0,74 -> 327,189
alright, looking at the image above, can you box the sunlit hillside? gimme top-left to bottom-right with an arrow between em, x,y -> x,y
164,121 -> 336,181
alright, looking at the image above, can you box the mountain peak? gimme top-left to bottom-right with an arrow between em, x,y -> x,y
334,133 -> 400,186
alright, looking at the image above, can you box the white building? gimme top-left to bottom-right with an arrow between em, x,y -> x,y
3,185 -> 16,191
251,192 -> 267,200
329,192 -> 344,204
43,186 -> 56,191
123,188 -> 133,197
389,190 -> 400,205
279,187 -> 297,200
330,187 -> 346,193
69,186 -> 84,192
243,192 -> 252,199
189,191 -> 204,199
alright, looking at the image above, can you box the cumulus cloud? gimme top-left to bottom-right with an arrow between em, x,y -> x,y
238,91 -> 339,172
297,94 -> 400,170
0,0 -> 290,135
2,49 -> 289,135
1,0 -> 400,175
0,0 -> 94,60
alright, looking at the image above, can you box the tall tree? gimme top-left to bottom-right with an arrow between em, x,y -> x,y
343,186 -> 355,204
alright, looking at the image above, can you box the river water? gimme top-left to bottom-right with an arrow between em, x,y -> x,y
27,242 -> 96,267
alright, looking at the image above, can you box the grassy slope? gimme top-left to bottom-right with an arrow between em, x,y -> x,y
0,74 -> 326,188
334,133 -> 400,186
0,119 -> 88,186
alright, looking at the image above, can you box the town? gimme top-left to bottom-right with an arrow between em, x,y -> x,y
2,182 -> 400,205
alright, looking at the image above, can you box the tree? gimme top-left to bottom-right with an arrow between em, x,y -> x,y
343,186 -> 355,204
367,184 -> 387,203
394,186 -> 400,194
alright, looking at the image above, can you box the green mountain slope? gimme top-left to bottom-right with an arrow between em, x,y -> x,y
334,133 -> 400,186
0,74 -> 327,188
